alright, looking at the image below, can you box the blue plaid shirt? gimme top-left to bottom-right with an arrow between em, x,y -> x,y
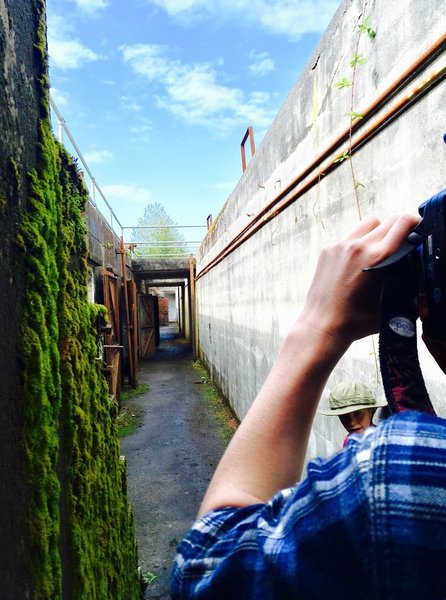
171,412 -> 446,599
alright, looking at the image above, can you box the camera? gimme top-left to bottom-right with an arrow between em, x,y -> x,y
366,188 -> 446,415
368,187 -> 446,340
416,189 -> 446,339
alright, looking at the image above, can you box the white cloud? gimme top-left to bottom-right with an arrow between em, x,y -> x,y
101,184 -> 152,206
50,86 -> 70,107
129,124 -> 152,135
49,39 -> 102,69
69,0 -> 109,13
146,0 -> 340,39
84,150 -> 114,164
121,44 -> 276,130
129,118 -> 153,135
127,118 -> 153,145
120,96 -> 143,112
149,0 -> 208,23
248,50 -> 275,77
154,0 -> 206,11
47,15 -> 104,70
259,0 -> 339,38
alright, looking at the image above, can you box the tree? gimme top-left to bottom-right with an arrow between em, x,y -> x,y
131,202 -> 187,257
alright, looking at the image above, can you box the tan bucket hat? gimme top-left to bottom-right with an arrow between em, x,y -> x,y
319,381 -> 387,416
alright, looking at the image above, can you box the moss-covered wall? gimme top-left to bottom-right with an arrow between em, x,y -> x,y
0,1 -> 140,597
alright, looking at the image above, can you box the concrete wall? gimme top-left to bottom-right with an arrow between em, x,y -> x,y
85,199 -> 125,305
86,200 -> 122,273
196,0 -> 446,461
165,291 -> 178,322
0,0 -> 42,589
183,280 -> 191,340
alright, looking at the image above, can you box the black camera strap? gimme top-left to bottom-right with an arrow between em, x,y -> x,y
379,256 -> 436,415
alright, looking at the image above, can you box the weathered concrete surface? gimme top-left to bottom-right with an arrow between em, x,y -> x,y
0,0 -> 43,594
121,326 -> 227,599
196,0 -> 446,461
86,201 -> 122,272
132,257 -> 191,279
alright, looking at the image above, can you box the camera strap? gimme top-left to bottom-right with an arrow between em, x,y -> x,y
379,256 -> 436,415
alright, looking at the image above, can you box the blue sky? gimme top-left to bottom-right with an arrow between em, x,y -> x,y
46,0 -> 340,244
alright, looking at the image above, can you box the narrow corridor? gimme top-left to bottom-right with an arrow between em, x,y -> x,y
120,325 -> 227,599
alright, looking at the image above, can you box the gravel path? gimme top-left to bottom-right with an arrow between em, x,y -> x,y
120,325 -> 227,599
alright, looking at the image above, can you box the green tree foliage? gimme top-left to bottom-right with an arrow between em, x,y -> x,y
132,201 -> 187,257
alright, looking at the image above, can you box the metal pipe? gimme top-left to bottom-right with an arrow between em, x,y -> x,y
189,256 -> 196,356
134,254 -> 195,258
196,34 -> 446,280
58,119 -> 64,143
128,241 -> 202,245
241,126 -> 256,172
240,125 -> 256,172
124,225 -> 206,230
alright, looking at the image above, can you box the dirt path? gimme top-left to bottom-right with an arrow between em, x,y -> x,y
120,324 -> 227,599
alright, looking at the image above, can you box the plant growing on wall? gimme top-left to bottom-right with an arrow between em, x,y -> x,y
332,5 -> 381,384
334,5 -> 376,218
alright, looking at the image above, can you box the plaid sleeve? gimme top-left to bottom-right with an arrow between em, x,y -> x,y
171,430 -> 375,599
171,412 -> 446,600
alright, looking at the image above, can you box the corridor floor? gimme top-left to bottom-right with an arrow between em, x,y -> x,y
120,324 -> 228,599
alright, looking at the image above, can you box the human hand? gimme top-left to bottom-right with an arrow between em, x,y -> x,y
299,214 -> 420,347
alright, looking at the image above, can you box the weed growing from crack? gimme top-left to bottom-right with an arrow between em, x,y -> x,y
192,360 -> 239,446
121,383 -> 149,401
118,384 -> 149,437
141,571 -> 157,585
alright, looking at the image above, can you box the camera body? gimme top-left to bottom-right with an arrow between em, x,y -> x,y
367,188 -> 446,340
416,189 -> 446,339
370,189 -> 446,415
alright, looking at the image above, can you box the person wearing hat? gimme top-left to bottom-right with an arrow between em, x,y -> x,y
320,380 -> 388,445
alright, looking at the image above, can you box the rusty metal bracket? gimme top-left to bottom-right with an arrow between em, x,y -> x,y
241,126 -> 255,172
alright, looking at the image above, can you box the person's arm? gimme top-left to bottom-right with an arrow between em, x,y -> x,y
198,214 -> 419,517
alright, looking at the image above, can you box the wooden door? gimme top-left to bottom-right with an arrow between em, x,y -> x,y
102,271 -> 122,400
127,279 -> 138,387
103,271 -> 120,344
138,294 -> 156,359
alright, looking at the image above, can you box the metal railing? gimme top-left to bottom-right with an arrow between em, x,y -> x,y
49,95 -> 208,257
122,225 -> 206,257
49,94 -> 124,237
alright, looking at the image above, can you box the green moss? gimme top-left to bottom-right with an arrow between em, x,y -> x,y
118,384 -> 149,437
17,3 -> 140,597
120,382 -> 149,402
192,360 -> 239,446
117,404 -> 145,438
89,303 -> 109,324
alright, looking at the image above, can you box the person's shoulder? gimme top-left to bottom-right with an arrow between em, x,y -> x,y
344,411 -> 446,462
349,411 -> 446,491
376,410 -> 446,441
